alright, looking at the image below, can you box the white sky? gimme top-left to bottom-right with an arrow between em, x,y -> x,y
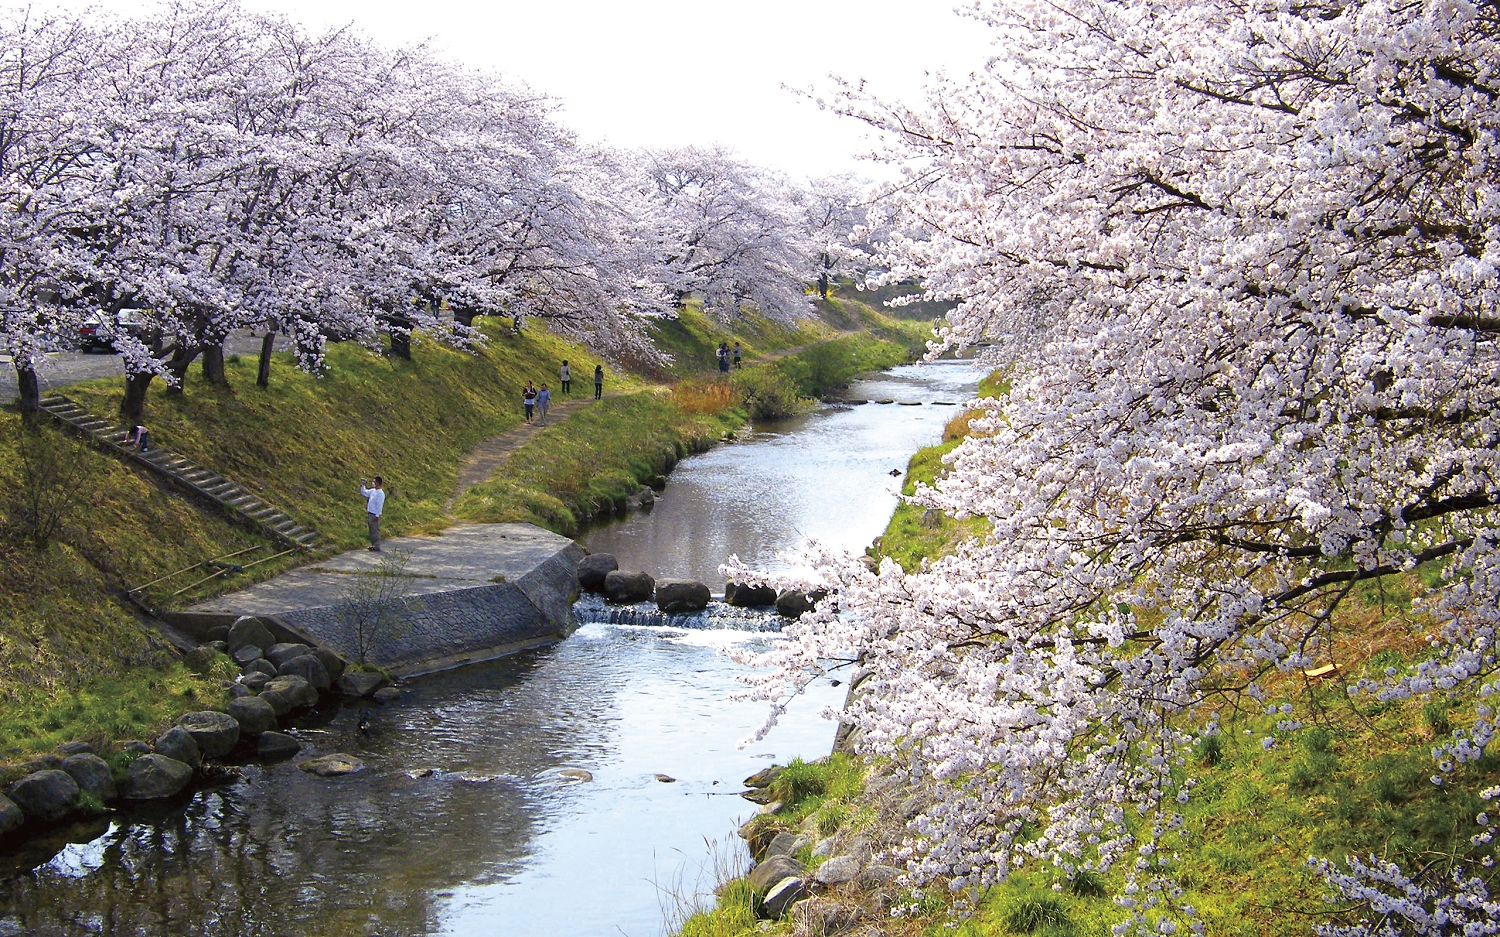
73,0 -> 996,181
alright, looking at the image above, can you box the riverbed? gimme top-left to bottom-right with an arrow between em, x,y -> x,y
0,360 -> 981,937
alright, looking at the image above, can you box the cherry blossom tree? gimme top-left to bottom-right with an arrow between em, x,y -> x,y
634,146 -> 814,323
740,0 -> 1500,929
0,11 -> 110,417
795,173 -> 867,300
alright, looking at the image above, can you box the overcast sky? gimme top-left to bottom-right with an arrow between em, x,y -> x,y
73,0 -> 995,181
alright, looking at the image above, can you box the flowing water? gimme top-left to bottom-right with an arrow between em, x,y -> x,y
0,360 -> 981,937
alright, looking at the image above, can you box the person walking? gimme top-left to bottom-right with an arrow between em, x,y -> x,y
560,360 -> 571,395
593,364 -> 604,400
716,342 -> 730,376
523,381 -> 537,423
359,476 -> 385,552
537,383 -> 552,424
733,342 -> 742,369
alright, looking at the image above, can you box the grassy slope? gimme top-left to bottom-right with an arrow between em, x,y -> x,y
2,304 -> 917,760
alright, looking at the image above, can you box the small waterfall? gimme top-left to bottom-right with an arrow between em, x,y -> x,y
572,594 -> 783,632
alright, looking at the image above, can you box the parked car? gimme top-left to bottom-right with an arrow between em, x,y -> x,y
77,309 -> 157,352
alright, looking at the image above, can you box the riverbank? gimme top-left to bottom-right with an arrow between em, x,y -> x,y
676,373 -> 1500,937
0,297 -> 921,766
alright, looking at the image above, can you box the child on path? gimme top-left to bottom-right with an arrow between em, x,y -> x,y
127,424 -> 150,452
593,364 -> 604,400
560,360 -> 571,394
523,381 -> 537,423
537,383 -> 551,424
359,476 -> 385,552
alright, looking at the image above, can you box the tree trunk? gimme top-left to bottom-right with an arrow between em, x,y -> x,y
15,362 -> 40,423
387,316 -> 412,360
201,343 -> 227,386
121,372 -> 153,424
453,309 -> 477,328
256,332 -> 275,388
165,345 -> 197,395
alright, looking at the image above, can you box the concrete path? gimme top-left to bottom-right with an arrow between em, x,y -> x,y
182,523 -> 585,674
1,331 -> 270,400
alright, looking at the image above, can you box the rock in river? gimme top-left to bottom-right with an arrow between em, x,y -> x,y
154,727 -> 202,770
725,582 -> 776,608
175,711 -> 241,760
576,553 -> 618,593
337,670 -> 388,698
227,696 -> 279,736
227,616 -> 274,654
265,642 -> 311,668
655,579 -> 710,613
260,675 -> 318,714
299,753 -> 364,777
277,653 -> 331,691
7,770 -> 79,822
775,590 -> 813,618
60,754 -> 116,802
557,769 -> 593,782
123,755 -> 193,800
257,731 -> 300,760
604,569 -> 654,604
0,794 -> 22,836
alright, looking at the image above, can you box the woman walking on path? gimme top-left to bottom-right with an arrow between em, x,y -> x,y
537,383 -> 551,424
523,381 -> 537,423
716,342 -> 730,376
560,360 -> 571,395
593,364 -> 604,400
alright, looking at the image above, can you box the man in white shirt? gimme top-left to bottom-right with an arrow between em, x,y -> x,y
360,476 -> 386,552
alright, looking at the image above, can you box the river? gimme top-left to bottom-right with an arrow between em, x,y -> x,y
0,359 -> 981,937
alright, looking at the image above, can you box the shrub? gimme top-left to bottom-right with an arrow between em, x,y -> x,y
731,367 -> 802,419
1000,890 -> 1074,935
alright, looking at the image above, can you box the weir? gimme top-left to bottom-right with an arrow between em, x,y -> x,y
175,523 -> 585,675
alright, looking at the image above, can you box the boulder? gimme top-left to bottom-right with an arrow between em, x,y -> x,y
764,832 -> 802,858
239,672 -> 270,692
243,658 -> 277,678
761,876 -> 809,918
153,727 -> 202,770
122,755 -> 193,800
311,647 -> 346,682
227,696 -> 278,736
262,674 -> 318,710
207,640 -> 228,653
226,616 -> 274,654
372,687 -> 402,703
749,855 -> 804,893
775,590 -> 813,618
604,569 -> 655,604
744,765 -> 782,788
185,646 -> 218,672
257,731 -> 300,760
205,624 -> 230,643
18,755 -> 61,774
811,838 -> 833,859
726,582 -> 776,608
174,711 -> 240,760
265,643 -> 311,668
278,653 -> 331,691
232,645 -> 263,666
299,753 -> 363,777
557,768 -> 593,782
576,553 -> 619,593
60,754 -> 116,802
655,579 -> 711,613
8,770 -> 79,821
814,856 -> 861,886
121,740 -> 152,756
58,741 -> 94,756
0,794 -> 22,836
229,684 -> 251,699
338,670 -> 388,698
858,864 -> 901,888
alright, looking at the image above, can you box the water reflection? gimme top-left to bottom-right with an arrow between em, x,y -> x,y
582,360 -> 983,584
0,359 -> 978,937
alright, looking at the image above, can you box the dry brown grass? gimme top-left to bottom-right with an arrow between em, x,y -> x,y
672,379 -> 737,416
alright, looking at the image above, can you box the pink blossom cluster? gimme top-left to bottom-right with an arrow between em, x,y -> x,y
741,0 -> 1499,929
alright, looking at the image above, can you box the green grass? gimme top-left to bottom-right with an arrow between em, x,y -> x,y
644,302 -> 828,379
0,660 -> 234,766
452,389 -> 742,534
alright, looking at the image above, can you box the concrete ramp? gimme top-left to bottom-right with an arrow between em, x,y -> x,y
179,524 -> 585,675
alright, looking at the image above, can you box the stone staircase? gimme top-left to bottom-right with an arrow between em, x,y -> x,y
37,394 -> 333,553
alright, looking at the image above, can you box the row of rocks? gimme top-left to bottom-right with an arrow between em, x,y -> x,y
1,616 -> 397,843
576,553 -> 823,618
